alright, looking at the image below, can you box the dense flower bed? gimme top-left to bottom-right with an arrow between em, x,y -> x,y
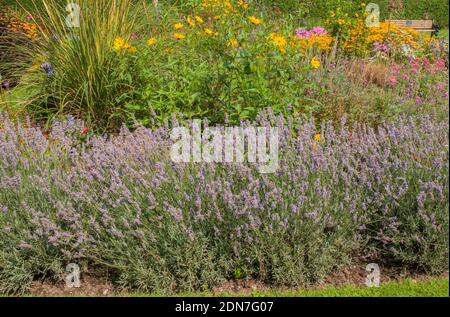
0,111 -> 448,294
1,0 -> 448,129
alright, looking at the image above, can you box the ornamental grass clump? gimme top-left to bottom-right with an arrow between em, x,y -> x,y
7,0 -> 142,130
0,110 -> 448,294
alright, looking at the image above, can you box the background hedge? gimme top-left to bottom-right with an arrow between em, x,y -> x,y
2,1 -> 449,28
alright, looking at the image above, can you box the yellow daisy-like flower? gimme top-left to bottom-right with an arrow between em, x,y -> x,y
113,37 -> 128,50
187,16 -> 195,27
238,0 -> 249,9
147,37 -> 157,46
227,38 -> 239,48
310,57 -> 321,69
273,36 -> 286,46
204,28 -> 218,36
195,16 -> 204,24
128,46 -> 137,54
249,16 -> 262,25
337,19 -> 345,25
312,133 -> 322,151
174,23 -> 184,30
213,15 -> 221,20
174,33 -> 185,40
165,47 -> 175,54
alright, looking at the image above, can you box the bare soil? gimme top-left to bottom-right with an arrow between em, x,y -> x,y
28,263 -> 449,296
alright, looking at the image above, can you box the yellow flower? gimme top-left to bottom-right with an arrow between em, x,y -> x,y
165,47 -> 175,54
248,16 -> 262,25
310,57 -> 321,69
128,46 -> 137,54
113,37 -> 128,50
195,16 -> 204,24
315,133 -> 321,142
228,38 -> 239,48
174,23 -> 184,30
147,37 -> 157,46
269,33 -> 287,47
174,33 -> 185,40
204,28 -> 218,36
213,15 -> 221,20
187,16 -> 195,27
30,63 -> 41,71
273,36 -> 286,46
338,19 -> 345,25
238,0 -> 249,9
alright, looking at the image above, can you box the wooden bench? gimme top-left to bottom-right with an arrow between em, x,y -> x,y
385,20 -> 436,34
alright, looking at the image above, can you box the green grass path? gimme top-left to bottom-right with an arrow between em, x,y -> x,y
129,277 -> 449,297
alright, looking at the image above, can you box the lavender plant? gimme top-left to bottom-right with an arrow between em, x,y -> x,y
0,110 -> 448,294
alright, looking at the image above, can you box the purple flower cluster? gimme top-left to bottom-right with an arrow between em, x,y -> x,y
1,81 -> 10,89
40,62 -> 54,76
295,26 -> 328,38
373,41 -> 390,54
0,111 -> 448,293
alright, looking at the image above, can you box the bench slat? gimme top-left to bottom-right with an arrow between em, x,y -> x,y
386,20 -> 433,31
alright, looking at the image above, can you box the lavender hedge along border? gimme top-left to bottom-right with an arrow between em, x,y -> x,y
0,111 -> 448,294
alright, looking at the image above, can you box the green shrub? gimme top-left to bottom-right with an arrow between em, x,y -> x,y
0,111 -> 448,294
2,0 -> 145,130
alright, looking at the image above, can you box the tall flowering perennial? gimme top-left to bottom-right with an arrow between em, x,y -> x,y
292,26 -> 334,52
0,11 -> 38,39
0,111 -> 448,294
268,33 -> 287,53
113,37 -> 136,53
385,57 -> 449,103
325,5 -> 431,58
339,19 -> 423,57
366,22 -> 420,49
201,0 -> 239,16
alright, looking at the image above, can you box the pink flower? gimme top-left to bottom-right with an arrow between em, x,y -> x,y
391,63 -> 401,74
388,76 -> 397,86
435,59 -> 446,70
310,26 -> 328,36
295,26 -> 328,38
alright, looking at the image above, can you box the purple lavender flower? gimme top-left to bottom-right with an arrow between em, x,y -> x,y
1,80 -> 10,89
0,108 -> 447,293
41,62 -> 55,76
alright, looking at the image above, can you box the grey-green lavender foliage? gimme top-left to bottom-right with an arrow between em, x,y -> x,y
0,110 -> 448,294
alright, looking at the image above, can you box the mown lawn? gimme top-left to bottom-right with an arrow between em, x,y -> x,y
438,28 -> 449,39
127,278 -> 449,297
